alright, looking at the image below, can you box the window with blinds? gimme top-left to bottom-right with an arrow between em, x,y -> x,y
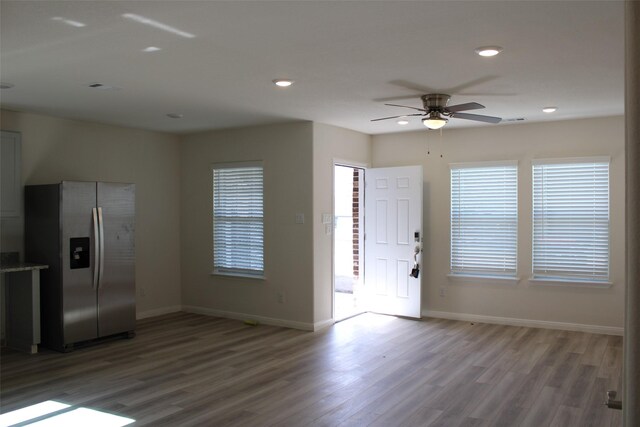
213,162 -> 264,277
450,162 -> 518,278
532,158 -> 609,283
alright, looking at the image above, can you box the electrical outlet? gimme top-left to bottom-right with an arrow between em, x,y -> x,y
277,291 -> 285,303
295,213 -> 305,224
439,287 -> 445,297
139,287 -> 146,297
325,224 -> 332,235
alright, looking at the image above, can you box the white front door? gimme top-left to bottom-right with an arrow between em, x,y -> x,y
364,166 -> 423,318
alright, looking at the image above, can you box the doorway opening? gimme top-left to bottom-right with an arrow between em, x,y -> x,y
334,165 -> 365,321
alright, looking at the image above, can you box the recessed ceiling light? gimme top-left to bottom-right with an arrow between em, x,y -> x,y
542,106 -> 558,113
475,46 -> 503,57
397,119 -> 409,125
167,113 -> 183,119
0,82 -> 15,89
51,17 -> 86,28
142,46 -> 161,53
273,79 -> 293,87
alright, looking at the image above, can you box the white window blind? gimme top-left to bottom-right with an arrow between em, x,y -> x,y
213,163 -> 264,277
532,159 -> 609,283
450,163 -> 518,277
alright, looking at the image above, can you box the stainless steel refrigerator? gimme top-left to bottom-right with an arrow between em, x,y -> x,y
25,181 -> 135,352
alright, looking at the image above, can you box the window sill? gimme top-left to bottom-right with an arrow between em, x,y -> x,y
528,277 -> 612,288
447,274 -> 520,284
211,271 -> 266,281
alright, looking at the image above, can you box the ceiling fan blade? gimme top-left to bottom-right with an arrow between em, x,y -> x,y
384,103 -> 427,112
457,92 -> 518,97
371,113 -> 423,122
371,80 -> 436,103
442,76 -> 498,94
445,102 -> 485,113
388,79 -> 437,94
451,112 -> 502,124
373,94 -> 423,102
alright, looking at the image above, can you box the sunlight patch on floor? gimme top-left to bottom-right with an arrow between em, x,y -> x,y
0,401 -> 134,427
0,401 -> 70,427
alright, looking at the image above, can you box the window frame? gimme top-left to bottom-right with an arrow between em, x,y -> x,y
211,161 -> 265,279
531,156 -> 611,285
449,160 -> 519,280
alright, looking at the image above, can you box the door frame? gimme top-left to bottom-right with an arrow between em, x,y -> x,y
332,159 -> 369,321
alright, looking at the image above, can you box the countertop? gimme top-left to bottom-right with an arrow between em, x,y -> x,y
1,263 -> 49,273
0,252 -> 48,273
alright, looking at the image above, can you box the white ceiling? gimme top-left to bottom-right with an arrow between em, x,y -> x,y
0,1 -> 625,135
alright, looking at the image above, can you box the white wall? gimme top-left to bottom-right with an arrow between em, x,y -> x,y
0,109 -> 182,318
312,123 -> 371,324
372,116 -> 625,332
180,122 -> 316,328
2,108 -> 624,333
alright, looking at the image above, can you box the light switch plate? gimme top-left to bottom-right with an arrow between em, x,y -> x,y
325,224 -> 332,235
322,213 -> 332,224
295,213 -> 305,224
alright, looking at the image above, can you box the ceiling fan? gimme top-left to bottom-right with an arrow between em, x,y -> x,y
372,94 -> 502,129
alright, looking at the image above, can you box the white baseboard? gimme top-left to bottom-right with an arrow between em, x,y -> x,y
136,305 -> 182,320
182,305 -> 316,331
423,309 -> 623,336
313,318 -> 335,331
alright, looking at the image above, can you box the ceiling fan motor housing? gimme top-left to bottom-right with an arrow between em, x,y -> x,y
422,94 -> 451,111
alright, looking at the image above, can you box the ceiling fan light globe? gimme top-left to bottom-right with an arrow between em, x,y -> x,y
423,117 -> 447,130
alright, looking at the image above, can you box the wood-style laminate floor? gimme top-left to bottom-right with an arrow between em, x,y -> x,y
0,312 -> 623,426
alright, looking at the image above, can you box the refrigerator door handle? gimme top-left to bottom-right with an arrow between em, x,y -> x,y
98,207 -> 105,289
92,207 -> 100,290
